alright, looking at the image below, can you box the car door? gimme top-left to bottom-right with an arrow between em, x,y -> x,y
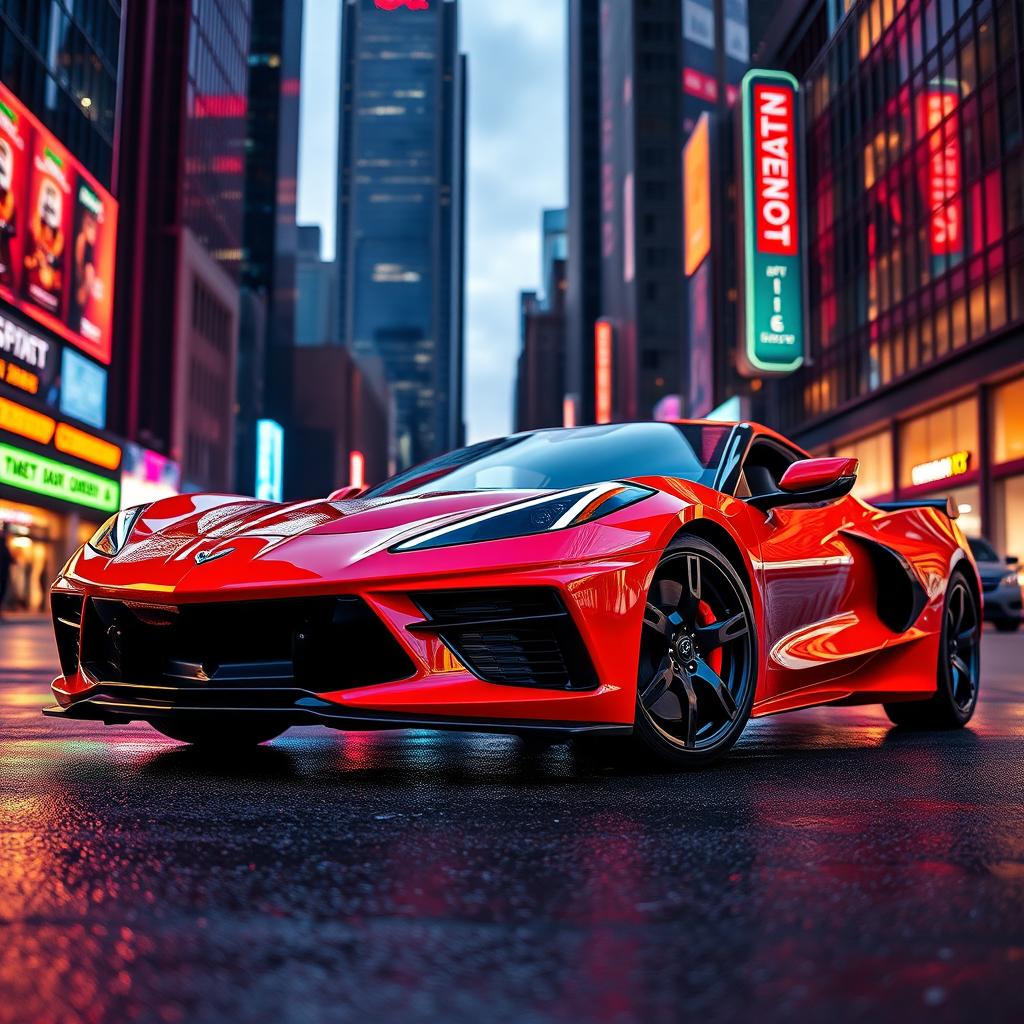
739,438 -> 878,704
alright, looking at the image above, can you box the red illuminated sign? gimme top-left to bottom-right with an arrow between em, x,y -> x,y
0,81 -> 117,365
917,85 -> 962,256
750,83 -> 798,256
683,68 -> 719,103
349,450 -> 365,488
595,320 -> 613,425
374,0 -> 429,9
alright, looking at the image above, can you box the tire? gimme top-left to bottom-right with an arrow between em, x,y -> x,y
884,572 -> 981,729
994,618 -> 1020,633
150,717 -> 287,748
632,536 -> 758,769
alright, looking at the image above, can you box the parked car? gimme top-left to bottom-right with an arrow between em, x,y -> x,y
45,420 -> 985,768
968,536 -> 1023,632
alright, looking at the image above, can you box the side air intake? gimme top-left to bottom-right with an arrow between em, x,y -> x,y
409,587 -> 598,691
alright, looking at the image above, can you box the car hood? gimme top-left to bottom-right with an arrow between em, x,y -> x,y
64,489 -> 557,594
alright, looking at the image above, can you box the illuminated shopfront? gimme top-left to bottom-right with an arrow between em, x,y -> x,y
0,392 -> 120,611
992,375 -> 1024,558
769,0 -> 1023,554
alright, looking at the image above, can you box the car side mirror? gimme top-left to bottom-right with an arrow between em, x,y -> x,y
328,485 -> 367,502
748,457 -> 859,512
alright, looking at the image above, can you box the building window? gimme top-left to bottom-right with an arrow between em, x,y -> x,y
898,395 -> 978,490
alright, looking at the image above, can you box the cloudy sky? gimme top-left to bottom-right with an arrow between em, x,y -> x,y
296,0 -> 568,444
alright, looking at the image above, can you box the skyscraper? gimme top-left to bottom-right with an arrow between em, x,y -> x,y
566,0 -> 602,426
567,0 -> 686,425
234,0 -> 304,494
335,0 -> 466,470
113,0 -> 252,491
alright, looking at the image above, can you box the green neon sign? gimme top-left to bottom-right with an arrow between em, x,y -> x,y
0,442 -> 120,512
739,69 -> 805,376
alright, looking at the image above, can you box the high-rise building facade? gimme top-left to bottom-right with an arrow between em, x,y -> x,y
234,0 -> 303,495
294,225 -> 337,347
757,0 -> 1024,559
335,0 -> 466,470
515,208 -> 568,431
113,0 -> 251,492
0,2 -> 127,610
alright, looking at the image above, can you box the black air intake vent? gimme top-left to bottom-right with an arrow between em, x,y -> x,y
79,595 -> 415,692
410,588 -> 597,690
50,592 -> 84,678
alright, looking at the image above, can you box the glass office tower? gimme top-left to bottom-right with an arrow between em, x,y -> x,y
335,0 -> 466,470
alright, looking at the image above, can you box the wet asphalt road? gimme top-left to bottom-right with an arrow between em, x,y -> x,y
1,619 -> 1023,1024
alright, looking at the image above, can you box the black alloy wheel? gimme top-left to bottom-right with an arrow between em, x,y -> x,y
634,536 -> 757,768
885,572 -> 981,729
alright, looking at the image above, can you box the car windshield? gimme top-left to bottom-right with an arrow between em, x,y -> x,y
364,422 -> 734,497
968,537 -> 1000,563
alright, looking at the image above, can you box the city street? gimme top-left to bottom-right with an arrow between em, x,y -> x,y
0,619 -> 1022,1024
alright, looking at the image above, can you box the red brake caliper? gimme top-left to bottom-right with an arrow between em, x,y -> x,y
696,600 -> 723,675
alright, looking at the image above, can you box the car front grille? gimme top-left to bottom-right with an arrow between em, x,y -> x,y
410,587 -> 597,690
76,595 -> 415,692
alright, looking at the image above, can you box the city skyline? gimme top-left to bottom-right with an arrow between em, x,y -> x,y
297,0 -> 566,444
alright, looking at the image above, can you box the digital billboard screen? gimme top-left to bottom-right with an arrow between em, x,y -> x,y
0,80 -> 117,365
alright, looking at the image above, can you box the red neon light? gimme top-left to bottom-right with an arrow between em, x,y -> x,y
683,68 -> 719,103
917,87 -> 962,255
562,395 -> 576,428
349,450 -> 365,488
751,83 -> 798,256
595,321 -> 613,425
374,0 -> 429,9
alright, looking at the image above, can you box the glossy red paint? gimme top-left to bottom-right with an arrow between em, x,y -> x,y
779,456 -> 859,493
46,421 -> 981,741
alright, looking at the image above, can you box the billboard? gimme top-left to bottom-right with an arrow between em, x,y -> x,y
594,320 -> 614,425
737,69 -> 804,377
0,80 -> 117,365
256,419 -> 285,502
684,112 -> 711,276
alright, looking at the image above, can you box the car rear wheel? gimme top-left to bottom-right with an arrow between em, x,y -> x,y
150,718 -> 288,747
884,572 -> 980,729
633,536 -> 757,769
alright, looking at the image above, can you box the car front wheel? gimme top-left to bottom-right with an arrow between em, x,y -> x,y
633,536 -> 758,769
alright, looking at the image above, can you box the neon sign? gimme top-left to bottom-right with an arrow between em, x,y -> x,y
595,320 -> 613,425
0,441 -> 119,511
738,69 -> 804,377
910,450 -> 970,487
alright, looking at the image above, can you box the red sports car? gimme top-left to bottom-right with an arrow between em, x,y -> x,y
45,420 -> 982,767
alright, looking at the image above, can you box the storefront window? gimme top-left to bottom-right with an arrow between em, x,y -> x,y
0,500 -> 68,613
899,395 -> 979,488
836,429 -> 894,499
992,374 -> 1024,464
946,483 -> 982,537
994,475 -> 1024,559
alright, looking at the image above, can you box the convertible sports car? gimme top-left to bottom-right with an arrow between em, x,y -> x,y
44,420 -> 982,767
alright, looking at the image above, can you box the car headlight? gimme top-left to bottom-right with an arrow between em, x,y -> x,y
393,482 -> 654,552
88,504 -> 150,557
1000,570 -> 1021,588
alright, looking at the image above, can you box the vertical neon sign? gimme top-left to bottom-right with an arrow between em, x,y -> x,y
594,320 -> 613,424
738,69 -> 805,377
